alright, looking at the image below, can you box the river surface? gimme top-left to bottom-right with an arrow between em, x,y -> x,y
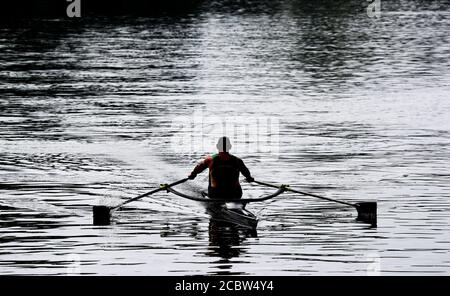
1,1 -> 450,275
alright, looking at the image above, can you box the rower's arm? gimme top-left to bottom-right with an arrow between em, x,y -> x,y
189,156 -> 211,178
238,159 -> 252,179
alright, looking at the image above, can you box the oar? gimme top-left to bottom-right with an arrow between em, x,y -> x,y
253,180 -> 377,226
92,178 -> 188,225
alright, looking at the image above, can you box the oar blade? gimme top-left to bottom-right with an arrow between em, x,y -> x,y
355,202 -> 377,227
93,206 -> 111,225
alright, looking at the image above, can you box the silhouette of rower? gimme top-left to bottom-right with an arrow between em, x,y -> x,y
188,137 -> 254,199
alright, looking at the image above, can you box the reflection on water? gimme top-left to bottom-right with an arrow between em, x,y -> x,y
1,0 -> 450,275
207,220 -> 257,264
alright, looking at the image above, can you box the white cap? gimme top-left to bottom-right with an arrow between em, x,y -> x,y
216,136 -> 232,152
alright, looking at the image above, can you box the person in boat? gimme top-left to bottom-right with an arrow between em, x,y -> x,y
188,137 -> 254,199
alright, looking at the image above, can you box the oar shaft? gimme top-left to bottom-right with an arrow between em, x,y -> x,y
112,178 -> 188,210
287,188 -> 354,207
254,180 -> 355,207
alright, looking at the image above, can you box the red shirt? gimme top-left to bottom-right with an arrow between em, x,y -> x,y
190,152 -> 252,189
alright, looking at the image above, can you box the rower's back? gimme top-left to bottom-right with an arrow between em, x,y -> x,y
188,137 -> 253,199
208,152 -> 247,199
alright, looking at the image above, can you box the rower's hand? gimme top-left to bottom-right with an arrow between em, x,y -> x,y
246,176 -> 255,183
188,173 -> 196,180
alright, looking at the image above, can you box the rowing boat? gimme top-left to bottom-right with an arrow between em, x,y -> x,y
164,186 -> 286,229
206,202 -> 258,229
201,192 -> 258,229
93,178 -> 377,227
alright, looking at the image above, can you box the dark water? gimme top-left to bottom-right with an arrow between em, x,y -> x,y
1,1 -> 450,275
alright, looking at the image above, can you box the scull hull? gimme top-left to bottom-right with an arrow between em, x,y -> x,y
206,202 -> 258,229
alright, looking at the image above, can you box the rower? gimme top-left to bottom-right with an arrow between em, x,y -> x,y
188,137 -> 254,200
